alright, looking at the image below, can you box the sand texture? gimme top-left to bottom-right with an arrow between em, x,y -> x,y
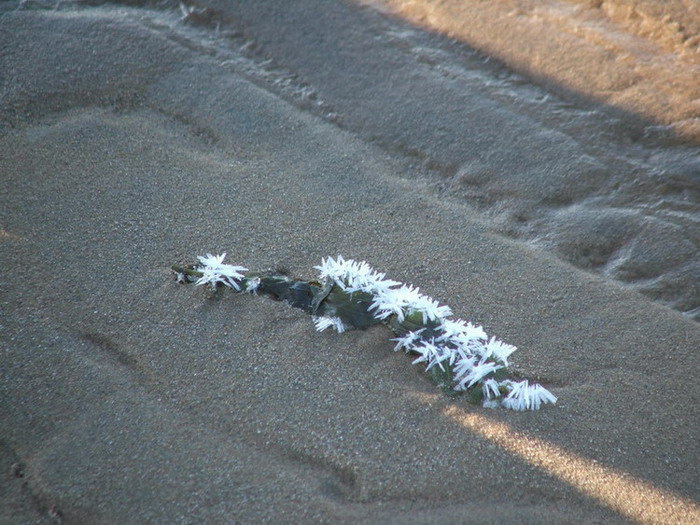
1,1 -> 699,523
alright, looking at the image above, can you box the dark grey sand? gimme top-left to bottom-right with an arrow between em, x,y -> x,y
1,1 -> 699,523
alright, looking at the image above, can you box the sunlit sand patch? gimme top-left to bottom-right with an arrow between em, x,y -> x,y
356,0 -> 700,140
411,392 -> 700,525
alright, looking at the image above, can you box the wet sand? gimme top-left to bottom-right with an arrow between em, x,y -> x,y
1,1 -> 699,523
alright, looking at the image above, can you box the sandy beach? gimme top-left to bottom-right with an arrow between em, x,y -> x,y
1,1 -> 699,523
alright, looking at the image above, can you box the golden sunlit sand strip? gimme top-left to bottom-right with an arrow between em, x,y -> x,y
433,400 -> 700,525
358,0 -> 700,140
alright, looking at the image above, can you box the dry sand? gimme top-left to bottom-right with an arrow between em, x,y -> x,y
1,1 -> 699,523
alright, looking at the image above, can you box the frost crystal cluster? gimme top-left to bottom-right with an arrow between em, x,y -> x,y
312,256 -> 556,411
194,253 -> 249,291
175,254 -> 557,411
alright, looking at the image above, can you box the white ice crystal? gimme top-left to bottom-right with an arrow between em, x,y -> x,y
245,276 -> 261,294
410,340 -> 442,368
391,328 -> 426,352
501,380 -> 558,411
369,284 -> 421,322
454,360 -> 504,390
313,316 -> 348,333
195,253 -> 248,290
481,337 -> 517,366
408,294 -> 453,324
315,256 -> 400,296
481,378 -> 502,400
437,319 -> 486,344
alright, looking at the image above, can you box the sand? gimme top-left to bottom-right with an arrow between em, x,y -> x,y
1,1 -> 698,523
363,0 -> 700,138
